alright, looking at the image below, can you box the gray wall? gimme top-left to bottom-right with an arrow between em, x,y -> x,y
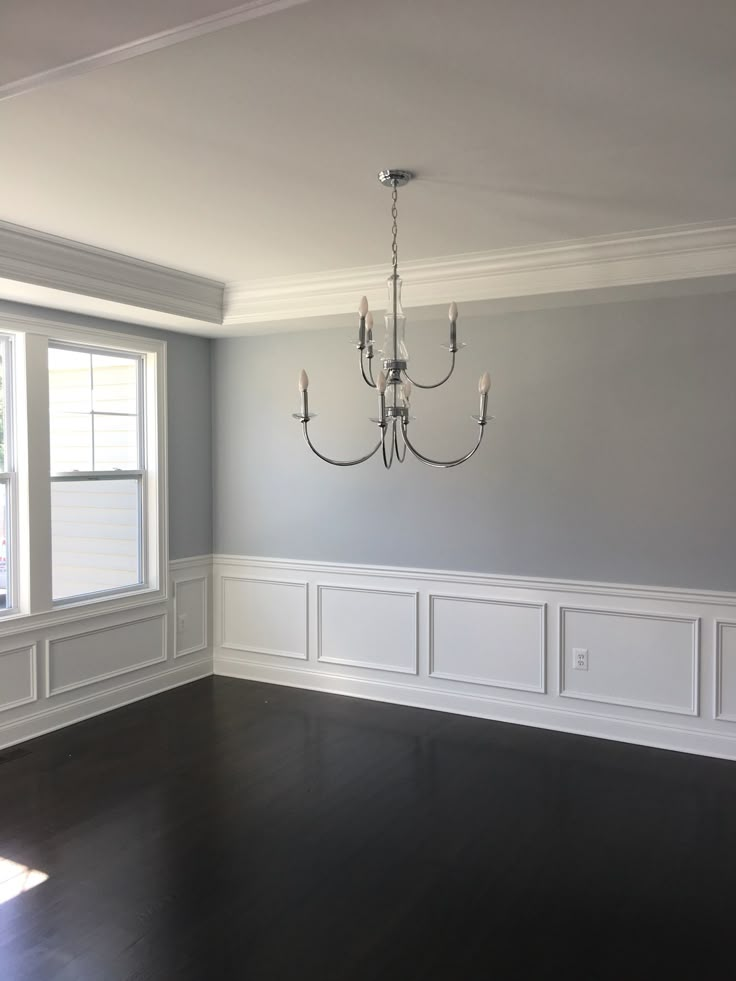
212,290 -> 736,591
0,301 -> 213,560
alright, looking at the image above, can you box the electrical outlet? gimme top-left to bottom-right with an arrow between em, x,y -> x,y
177,613 -> 187,632
573,648 -> 588,671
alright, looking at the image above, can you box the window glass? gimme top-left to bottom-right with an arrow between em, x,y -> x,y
48,347 -> 140,474
49,345 -> 144,602
51,479 -> 141,601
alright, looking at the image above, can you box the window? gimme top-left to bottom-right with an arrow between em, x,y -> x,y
0,335 -> 15,611
49,345 -> 145,603
0,318 -> 165,622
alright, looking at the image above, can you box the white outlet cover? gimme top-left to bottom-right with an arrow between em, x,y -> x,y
572,647 -> 589,670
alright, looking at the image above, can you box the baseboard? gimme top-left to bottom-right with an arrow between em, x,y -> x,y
214,652 -> 736,760
0,653 -> 212,750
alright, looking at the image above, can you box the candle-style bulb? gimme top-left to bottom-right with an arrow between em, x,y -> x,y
449,301 -> 458,323
401,380 -> 412,403
479,371 -> 491,395
366,311 -> 373,330
376,370 -> 387,394
358,296 -> 369,317
299,369 -> 309,392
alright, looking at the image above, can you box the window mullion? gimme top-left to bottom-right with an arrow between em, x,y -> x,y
16,333 -> 53,614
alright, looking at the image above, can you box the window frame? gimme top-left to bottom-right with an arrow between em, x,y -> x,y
0,312 -> 168,631
0,333 -> 19,615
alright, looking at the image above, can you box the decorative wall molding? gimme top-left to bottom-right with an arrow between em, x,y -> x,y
223,221 -> 736,327
213,555 -> 736,760
174,577 -> 209,658
429,594 -> 546,694
715,621 -> 736,722
0,644 -> 38,713
0,556 -> 212,750
220,576 -> 308,660
0,1 -> 312,102
46,613 -> 168,697
559,606 -> 700,717
0,219 -> 224,326
316,584 -> 419,675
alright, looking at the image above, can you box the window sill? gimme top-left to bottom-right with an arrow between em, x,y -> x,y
0,584 -> 168,639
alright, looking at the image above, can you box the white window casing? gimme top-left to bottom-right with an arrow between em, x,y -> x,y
0,312 -> 168,633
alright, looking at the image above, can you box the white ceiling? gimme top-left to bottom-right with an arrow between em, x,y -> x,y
0,0 -> 734,330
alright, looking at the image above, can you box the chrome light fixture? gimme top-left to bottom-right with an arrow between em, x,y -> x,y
295,170 -> 492,469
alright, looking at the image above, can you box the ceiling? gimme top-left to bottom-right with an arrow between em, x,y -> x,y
0,0 -> 734,332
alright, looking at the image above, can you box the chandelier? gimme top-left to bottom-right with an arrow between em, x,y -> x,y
295,170 -> 492,469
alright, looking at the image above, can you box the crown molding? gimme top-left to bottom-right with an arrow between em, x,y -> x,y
223,221 -> 736,328
0,0 -> 311,101
0,219 -> 224,326
1,219 -> 734,337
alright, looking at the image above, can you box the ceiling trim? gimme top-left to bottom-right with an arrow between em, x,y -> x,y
0,219 -> 224,324
1,219 -> 735,336
223,221 -> 736,326
0,0 -> 311,101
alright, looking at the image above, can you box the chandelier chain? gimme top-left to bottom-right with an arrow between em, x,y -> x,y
391,183 -> 399,273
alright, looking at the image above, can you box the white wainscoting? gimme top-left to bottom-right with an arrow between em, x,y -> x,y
0,644 -> 37,713
559,607 -> 699,716
318,585 -> 418,674
430,594 -> 545,693
219,576 -> 308,660
0,556 -> 212,750
715,621 -> 736,722
213,555 -> 736,760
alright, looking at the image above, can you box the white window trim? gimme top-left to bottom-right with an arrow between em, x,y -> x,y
0,311 -> 168,635
0,333 -> 19,615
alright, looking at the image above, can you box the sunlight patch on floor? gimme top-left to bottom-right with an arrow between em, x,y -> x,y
0,858 -> 48,905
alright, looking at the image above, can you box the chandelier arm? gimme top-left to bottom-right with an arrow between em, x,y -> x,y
404,351 -> 457,390
302,420 -> 382,467
381,421 -> 396,469
400,419 -> 486,469
359,348 -> 377,388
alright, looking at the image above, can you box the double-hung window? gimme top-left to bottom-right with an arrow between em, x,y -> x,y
0,318 -> 165,623
49,344 -> 146,603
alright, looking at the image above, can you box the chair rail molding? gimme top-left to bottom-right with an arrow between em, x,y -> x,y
212,554 -> 736,760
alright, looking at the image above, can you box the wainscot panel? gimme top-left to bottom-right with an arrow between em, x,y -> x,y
0,644 -> 37,712
430,594 -> 545,693
0,557 -> 213,750
220,576 -> 308,660
317,584 -> 418,674
213,556 -> 736,760
715,621 -> 736,722
559,607 -> 699,715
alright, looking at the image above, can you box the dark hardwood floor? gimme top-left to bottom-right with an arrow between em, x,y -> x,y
1,677 -> 736,979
